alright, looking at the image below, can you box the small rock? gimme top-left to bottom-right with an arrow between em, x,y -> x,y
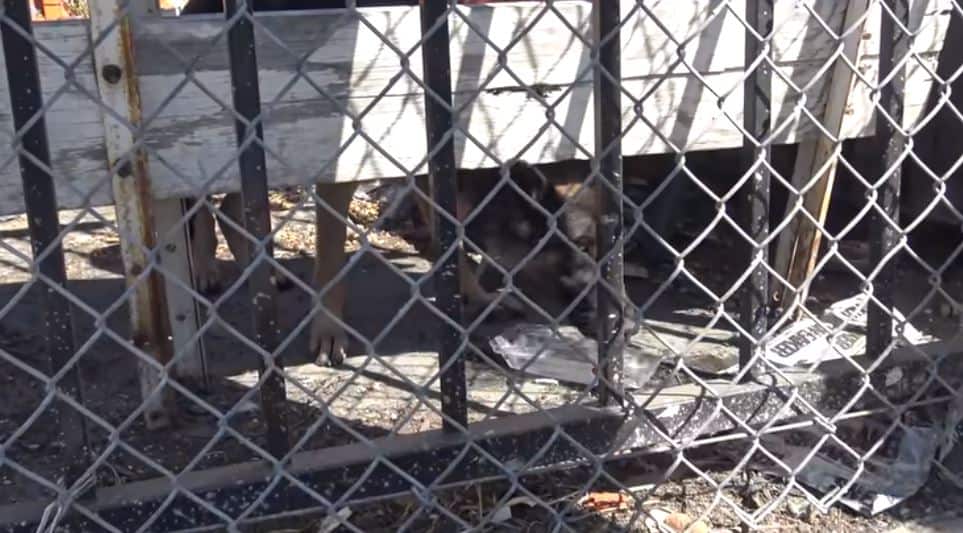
786,496 -> 811,519
659,511 -> 710,533
317,507 -> 352,533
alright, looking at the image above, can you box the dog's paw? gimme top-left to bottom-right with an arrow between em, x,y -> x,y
272,270 -> 295,292
466,290 -> 527,322
194,262 -> 223,296
499,291 -> 528,315
309,316 -> 348,367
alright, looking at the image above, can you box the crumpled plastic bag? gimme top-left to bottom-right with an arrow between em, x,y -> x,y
490,323 -> 662,389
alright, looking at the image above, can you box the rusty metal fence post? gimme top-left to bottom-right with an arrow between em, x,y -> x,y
223,0 -> 291,457
593,0 -> 625,405
420,0 -> 468,431
0,0 -> 89,478
740,0 -> 773,380
868,0 -> 909,360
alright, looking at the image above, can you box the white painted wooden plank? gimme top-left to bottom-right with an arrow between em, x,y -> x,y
773,0 -> 872,314
154,197 -> 208,380
89,0 -> 176,429
0,0 -> 952,216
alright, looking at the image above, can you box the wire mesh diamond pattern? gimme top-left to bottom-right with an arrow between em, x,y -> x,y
0,0 -> 961,531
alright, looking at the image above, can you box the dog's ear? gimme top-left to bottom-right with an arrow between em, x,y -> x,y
508,160 -> 549,200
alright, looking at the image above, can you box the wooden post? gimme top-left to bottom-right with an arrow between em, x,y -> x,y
773,0 -> 871,316
89,0 -> 175,429
155,198 -> 208,384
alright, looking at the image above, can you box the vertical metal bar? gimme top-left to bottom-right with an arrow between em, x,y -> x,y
1,0 -> 88,473
420,0 -> 467,431
223,0 -> 290,456
593,0 -> 624,406
88,0 -> 176,430
868,0 -> 907,359
740,0 -> 772,378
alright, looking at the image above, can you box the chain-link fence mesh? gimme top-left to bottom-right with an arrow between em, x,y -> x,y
1,0 -> 962,531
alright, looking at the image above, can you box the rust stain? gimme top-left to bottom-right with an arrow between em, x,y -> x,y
113,13 -> 174,367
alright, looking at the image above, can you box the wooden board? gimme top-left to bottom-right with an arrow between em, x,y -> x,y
0,0 -> 952,216
773,0 -> 872,313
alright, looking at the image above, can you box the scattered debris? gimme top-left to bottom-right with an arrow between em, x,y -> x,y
937,396 -> 963,488
268,187 -> 305,210
317,507 -> 352,533
490,324 -> 662,389
491,496 -> 537,523
626,315 -> 740,376
579,491 -> 631,513
348,196 -> 382,227
765,293 -> 931,368
235,400 -> 259,414
761,421 -> 942,517
357,181 -> 418,229
624,263 -> 650,279
648,509 -> 711,533
675,293 -> 934,376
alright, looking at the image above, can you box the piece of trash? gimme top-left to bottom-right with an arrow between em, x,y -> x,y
491,506 -> 512,524
785,495 -> 812,519
885,367 -> 904,387
937,396 -> 963,488
684,351 -> 740,375
646,509 -> 710,533
624,263 -> 650,279
625,316 -> 740,376
664,511 -> 710,533
317,507 -> 351,533
578,491 -> 630,512
765,293 -> 931,368
490,324 -> 662,389
762,422 -> 941,516
657,403 -> 681,419
236,400 -> 260,414
491,496 -> 536,523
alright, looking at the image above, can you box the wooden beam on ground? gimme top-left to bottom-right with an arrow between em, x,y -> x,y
89,0 -> 176,429
773,0 -> 872,317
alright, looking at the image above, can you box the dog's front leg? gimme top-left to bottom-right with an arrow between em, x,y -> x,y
187,197 -> 222,294
219,192 -> 293,291
309,182 -> 357,367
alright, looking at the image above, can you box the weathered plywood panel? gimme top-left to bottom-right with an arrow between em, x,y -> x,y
0,0 -> 952,215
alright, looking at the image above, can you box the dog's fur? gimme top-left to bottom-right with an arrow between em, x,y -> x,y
188,160 -> 602,366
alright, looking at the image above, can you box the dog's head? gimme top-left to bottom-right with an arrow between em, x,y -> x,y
464,160 -> 598,328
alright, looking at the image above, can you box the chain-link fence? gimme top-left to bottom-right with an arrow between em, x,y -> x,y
1,0 -> 962,531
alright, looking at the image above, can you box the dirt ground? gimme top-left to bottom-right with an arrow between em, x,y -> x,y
1,186 -> 962,531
